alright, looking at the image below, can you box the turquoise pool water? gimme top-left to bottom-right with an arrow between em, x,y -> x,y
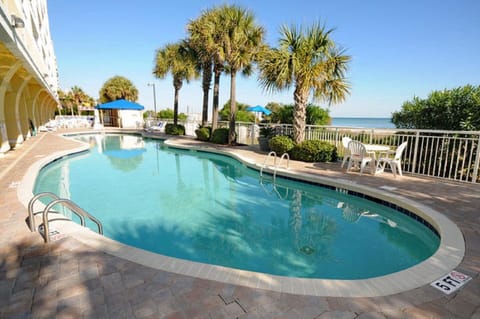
34,134 -> 439,279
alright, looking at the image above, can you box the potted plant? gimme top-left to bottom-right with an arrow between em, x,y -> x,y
258,126 -> 275,151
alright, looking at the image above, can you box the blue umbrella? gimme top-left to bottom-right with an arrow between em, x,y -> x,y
96,99 -> 144,110
246,105 -> 272,115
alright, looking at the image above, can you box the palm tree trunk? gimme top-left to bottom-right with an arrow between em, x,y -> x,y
173,87 -> 180,126
228,70 -> 237,145
211,67 -> 221,130
201,60 -> 212,126
293,85 -> 308,143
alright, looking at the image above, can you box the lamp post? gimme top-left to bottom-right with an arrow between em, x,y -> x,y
147,83 -> 157,118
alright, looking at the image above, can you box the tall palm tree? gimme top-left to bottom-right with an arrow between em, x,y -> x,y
209,8 -> 227,131
187,13 -> 214,127
216,5 -> 264,144
154,41 -> 199,125
258,23 -> 351,143
187,7 -> 228,130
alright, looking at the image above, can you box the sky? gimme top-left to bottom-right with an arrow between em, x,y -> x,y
47,0 -> 480,118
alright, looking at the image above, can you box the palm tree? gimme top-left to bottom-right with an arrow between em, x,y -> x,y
209,9 -> 227,131
70,86 -> 95,114
187,7 -> 227,130
187,13 -> 213,127
58,89 -> 74,115
154,41 -> 199,126
216,5 -> 264,144
258,23 -> 351,143
71,86 -> 85,108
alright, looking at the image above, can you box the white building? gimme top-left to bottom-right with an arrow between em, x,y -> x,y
96,99 -> 144,129
0,0 -> 58,155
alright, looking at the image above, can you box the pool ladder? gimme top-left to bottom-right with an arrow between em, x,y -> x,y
28,192 -> 103,243
259,152 -> 290,199
260,151 -> 290,184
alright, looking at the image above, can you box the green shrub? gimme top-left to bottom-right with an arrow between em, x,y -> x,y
269,136 -> 295,154
290,140 -> 337,162
195,127 -> 211,141
392,85 -> 480,130
210,128 -> 230,144
165,124 -> 185,135
270,104 -> 331,125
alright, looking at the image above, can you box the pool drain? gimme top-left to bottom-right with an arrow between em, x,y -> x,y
300,245 -> 315,255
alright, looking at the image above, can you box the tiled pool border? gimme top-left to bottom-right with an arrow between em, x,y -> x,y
17,132 -> 465,298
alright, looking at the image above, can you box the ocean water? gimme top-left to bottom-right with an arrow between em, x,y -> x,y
331,117 -> 394,129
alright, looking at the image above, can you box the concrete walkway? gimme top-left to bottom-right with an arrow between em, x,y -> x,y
1,129 -> 479,319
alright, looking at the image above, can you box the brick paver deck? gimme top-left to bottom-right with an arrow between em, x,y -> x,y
1,129 -> 479,319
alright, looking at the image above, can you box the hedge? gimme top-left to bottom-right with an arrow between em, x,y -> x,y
290,140 -> 337,162
165,124 -> 185,135
268,136 -> 295,155
210,128 -> 230,144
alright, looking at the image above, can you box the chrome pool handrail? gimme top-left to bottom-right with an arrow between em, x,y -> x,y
41,198 -> 103,243
28,192 -> 103,243
28,192 -> 60,232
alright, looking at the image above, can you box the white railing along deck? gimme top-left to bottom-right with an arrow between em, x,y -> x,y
228,122 -> 480,184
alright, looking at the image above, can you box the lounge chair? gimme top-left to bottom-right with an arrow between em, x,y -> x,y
146,121 -> 166,132
39,120 -> 58,132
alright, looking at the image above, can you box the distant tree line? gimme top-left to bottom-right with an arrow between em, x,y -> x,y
58,75 -> 139,116
217,101 -> 330,125
57,86 -> 95,115
144,100 -> 331,126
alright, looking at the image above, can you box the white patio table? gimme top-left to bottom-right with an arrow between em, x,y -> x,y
363,144 -> 391,174
363,144 -> 391,153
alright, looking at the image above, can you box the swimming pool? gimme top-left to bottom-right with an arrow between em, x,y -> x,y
34,134 -> 440,280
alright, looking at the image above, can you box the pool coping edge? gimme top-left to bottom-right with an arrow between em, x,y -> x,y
17,132 -> 465,298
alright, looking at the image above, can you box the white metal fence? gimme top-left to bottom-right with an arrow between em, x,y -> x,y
231,122 -> 480,184
151,119 -> 479,183
54,115 -> 93,128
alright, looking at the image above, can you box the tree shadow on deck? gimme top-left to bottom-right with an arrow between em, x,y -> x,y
0,235 -> 156,318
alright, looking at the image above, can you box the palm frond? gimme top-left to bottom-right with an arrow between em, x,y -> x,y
258,48 -> 293,93
315,78 -> 351,105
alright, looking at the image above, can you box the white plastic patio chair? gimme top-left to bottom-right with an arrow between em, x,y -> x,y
376,141 -> 408,177
346,140 -> 375,175
340,136 -> 352,168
